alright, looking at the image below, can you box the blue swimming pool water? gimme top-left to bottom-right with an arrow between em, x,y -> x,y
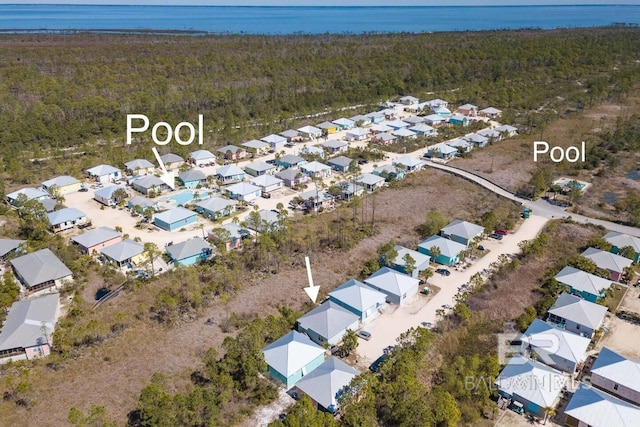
562,181 -> 585,190
162,190 -> 211,206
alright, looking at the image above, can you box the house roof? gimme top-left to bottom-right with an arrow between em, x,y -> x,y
480,107 -> 502,114
411,123 -> 435,133
211,223 -> 248,240
392,128 -> 417,138
251,174 -> 283,187
346,127 -> 370,136
424,114 -> 446,122
94,185 -> 126,200
328,156 -> 353,168
447,139 -> 472,149
392,245 -> 430,268
400,95 -> 419,103
71,227 -> 121,249
217,145 -> 244,154
329,279 -> 386,313
297,300 -> 359,341
0,294 -> 60,352
393,156 -> 424,168
522,319 -> 590,365
279,154 -> 306,165
189,149 -> 215,160
548,293 -> 607,330
299,146 -> 325,157
276,168 -> 306,181
436,145 -> 458,155
38,198 -> 58,212
132,175 -> 166,190
581,247 -> 633,273
374,164 -> 401,175
371,124 -> 393,133
128,196 -> 156,209
356,173 -> 385,186
154,207 -> 196,225
258,209 -> 280,226
316,121 -> 337,130
603,231 -> 640,252
101,239 -> 144,263
364,267 -> 420,298
564,384 -> 640,427
262,330 -> 326,378
261,134 -> 287,144
46,207 -> 86,226
332,118 -> 355,127
464,133 -> 489,143
375,133 -> 397,143
196,197 -> 236,213
217,164 -> 245,177
342,182 -> 364,196
10,249 -> 72,288
349,115 -> 370,123
301,161 -> 331,173
495,354 -> 566,409
179,169 -> 206,183
7,187 -> 49,201
124,159 -> 154,170
279,129 -> 300,138
299,189 -> 333,203
226,182 -> 261,197
554,266 -> 615,296
418,235 -> 467,258
321,139 -> 348,149
245,161 -> 275,173
42,175 -> 80,188
592,347 -> 640,394
87,164 -> 120,176
294,357 -> 361,412
425,98 -> 448,107
242,139 -> 270,150
387,119 -> 410,129
0,239 -> 26,258
441,219 -> 484,241
434,106 -> 451,114
478,128 -> 502,138
458,103 -> 478,110
496,124 -> 518,133
166,237 -> 211,261
403,116 -> 424,125
297,125 -> 322,135
160,153 -> 184,164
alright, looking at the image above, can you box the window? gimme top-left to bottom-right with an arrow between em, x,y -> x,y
614,384 -> 619,391
576,325 -> 580,330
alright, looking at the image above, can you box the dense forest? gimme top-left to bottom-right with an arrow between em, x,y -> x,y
1,27 -> 640,186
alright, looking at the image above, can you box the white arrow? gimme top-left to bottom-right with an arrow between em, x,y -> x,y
152,147 -> 175,190
303,256 -> 320,303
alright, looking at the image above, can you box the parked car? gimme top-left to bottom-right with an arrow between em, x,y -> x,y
436,268 -> 451,276
79,187 -> 89,192
477,245 -> 485,251
261,191 -> 271,199
489,233 -> 504,240
369,355 -> 388,373
357,330 -> 372,341
494,228 -> 509,235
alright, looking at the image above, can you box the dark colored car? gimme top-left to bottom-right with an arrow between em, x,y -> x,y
477,245 -> 485,251
494,228 -> 509,235
489,233 -> 504,240
436,268 -> 451,276
369,355 -> 388,373
79,187 -> 89,192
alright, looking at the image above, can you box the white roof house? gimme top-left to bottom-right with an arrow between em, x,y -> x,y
355,173 -> 385,191
262,331 -> 326,388
386,119 -> 410,130
332,118 -> 355,129
547,293 -> 607,336
393,156 -> 424,171
447,139 -> 473,152
124,159 -> 155,172
294,357 -> 361,413
217,164 -> 246,180
364,267 -> 420,306
242,139 -> 270,152
371,123 -> 393,133
41,175 -> 81,193
554,266 -> 615,301
603,231 -> 640,254
10,249 -> 73,291
392,128 -> 417,138
345,127 -> 370,140
390,246 -> 431,278
0,294 -> 60,363
479,107 -> 502,116
261,134 -> 287,146
100,239 -> 144,265
320,139 -> 348,152
6,187 -> 50,205
244,160 -> 276,176
521,319 -> 591,373
46,207 -> 87,230
478,128 -> 502,139
591,347 -> 640,404
225,182 -> 262,201
250,174 -> 284,192
159,153 -> 184,164
296,301 -> 360,346
440,219 -> 485,246
565,384 -> 640,427
581,247 -> 632,279
189,149 -> 216,164
297,125 -> 323,138
71,227 -> 121,253
328,279 -> 387,321
86,164 -> 120,178
495,354 -> 566,417
0,239 -> 26,260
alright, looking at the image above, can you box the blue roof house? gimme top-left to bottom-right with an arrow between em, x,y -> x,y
153,207 -> 197,231
328,279 -> 386,321
166,237 -> 212,267
262,331 -> 326,389
418,235 -> 466,266
389,246 -> 431,278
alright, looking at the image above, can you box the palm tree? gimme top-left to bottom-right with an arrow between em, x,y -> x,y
543,406 -> 557,425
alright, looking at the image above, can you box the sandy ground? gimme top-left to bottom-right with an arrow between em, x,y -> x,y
248,385 -> 295,427
356,214 -> 549,365
597,284 -> 640,359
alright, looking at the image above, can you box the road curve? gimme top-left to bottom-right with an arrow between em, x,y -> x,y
423,160 -> 640,237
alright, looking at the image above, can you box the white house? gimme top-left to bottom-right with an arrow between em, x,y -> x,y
86,164 -> 121,183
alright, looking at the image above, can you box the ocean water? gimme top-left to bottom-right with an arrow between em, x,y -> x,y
0,5 -> 638,34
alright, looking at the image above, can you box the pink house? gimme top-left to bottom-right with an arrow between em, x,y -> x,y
71,227 -> 123,254
208,223 -> 248,251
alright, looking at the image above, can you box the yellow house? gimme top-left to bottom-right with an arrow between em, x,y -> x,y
317,121 -> 338,134
100,239 -> 147,267
242,139 -> 270,156
41,175 -> 82,195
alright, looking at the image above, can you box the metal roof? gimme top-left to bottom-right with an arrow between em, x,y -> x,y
217,144 -> 243,154
159,153 -> 184,163
196,197 -> 236,213
71,227 -> 121,249
301,161 -> 331,173
100,239 -> 144,263
522,319 -> 590,365
132,175 -> 166,190
581,247 -> 633,273
418,235 -> 466,258
0,239 -> 26,258
392,246 -> 430,268
179,169 -> 206,183
153,207 -> 196,225
261,134 -> 287,144
356,173 -> 385,186
262,330 -> 325,378
86,164 -> 120,176
124,159 -> 154,170
245,161 -> 275,172
547,293 -> 607,330
297,301 -> 359,341
94,185 -> 126,200
364,267 -> 420,298
242,139 -> 270,149
189,149 -> 215,160
329,279 -> 386,313
0,294 -> 60,352
328,156 -> 352,168
392,128 -> 417,138
320,140 -> 347,149
393,156 -> 424,167
346,127 -> 370,136
294,357 -> 360,412
42,175 -> 80,188
166,237 -> 211,261
251,174 -> 283,188
226,182 -> 261,197
46,207 -> 86,226
10,249 -> 72,288
7,187 -> 49,201
217,164 -> 245,177
603,231 -> 640,251
565,384 -> 640,427
555,266 -> 614,296
592,347 -> 640,394
441,219 -> 484,241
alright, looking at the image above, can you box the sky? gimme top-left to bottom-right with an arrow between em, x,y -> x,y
0,0 -> 637,5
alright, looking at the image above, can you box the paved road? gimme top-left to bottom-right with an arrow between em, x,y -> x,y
423,161 -> 640,237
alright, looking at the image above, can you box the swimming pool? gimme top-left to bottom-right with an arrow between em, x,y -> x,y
162,190 -> 211,206
562,180 -> 585,190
